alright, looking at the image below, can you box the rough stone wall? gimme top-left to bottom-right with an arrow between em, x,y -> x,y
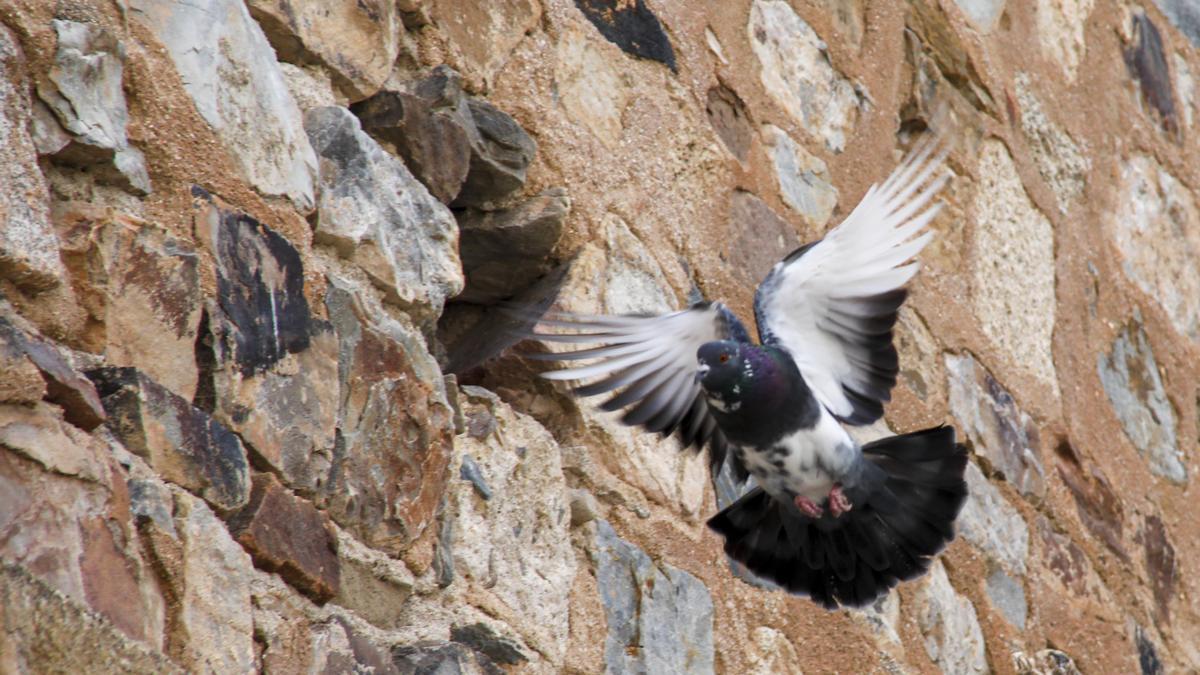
1,0 -> 1199,673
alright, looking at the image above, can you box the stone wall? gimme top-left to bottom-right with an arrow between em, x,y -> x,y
1,0 -> 1198,672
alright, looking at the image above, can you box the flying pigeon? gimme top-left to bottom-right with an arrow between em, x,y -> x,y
528,130 -> 968,609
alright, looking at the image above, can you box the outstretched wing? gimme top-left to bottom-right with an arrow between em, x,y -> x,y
528,302 -> 751,475
754,133 -> 950,425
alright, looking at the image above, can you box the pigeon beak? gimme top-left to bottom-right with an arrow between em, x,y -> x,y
695,364 -> 710,384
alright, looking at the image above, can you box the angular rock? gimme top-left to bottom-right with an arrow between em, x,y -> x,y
444,387 -> 576,664
352,68 -> 474,203
1125,11 -> 1178,134
37,20 -> 151,194
1036,0 -> 1095,83
228,472 -> 340,602
761,125 -> 838,226
0,318 -> 106,431
322,277 -> 455,554
193,190 -> 338,492
129,0 -> 317,211
748,0 -> 863,151
914,561 -> 988,674
724,191 -> 802,290
456,98 -> 538,209
0,562 -> 183,675
56,213 -> 203,399
332,528 -> 414,629
1152,0 -> 1200,47
744,626 -> 804,674
88,367 -> 250,513
1109,156 -> 1200,341
971,141 -> 1057,393
706,84 -> 753,162
985,565 -> 1027,629
1014,74 -> 1089,213
906,0 -> 997,114
456,187 -> 569,303
958,462 -> 1029,575
1097,318 -> 1184,483
392,642 -> 501,675
1140,514 -> 1177,621
0,26 -> 66,292
246,0 -> 403,100
593,520 -> 714,675
306,105 -> 464,324
0,325 -> 45,405
575,0 -> 676,72
954,0 -> 1006,33
946,353 -> 1045,499
451,623 -> 527,666
0,402 -> 108,484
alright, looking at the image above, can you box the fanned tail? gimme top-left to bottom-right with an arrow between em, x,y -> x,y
706,426 -> 968,608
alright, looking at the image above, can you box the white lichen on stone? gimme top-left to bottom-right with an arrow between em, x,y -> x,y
1014,73 -> 1090,213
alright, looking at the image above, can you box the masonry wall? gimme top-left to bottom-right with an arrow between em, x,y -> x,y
2,0 -> 1199,673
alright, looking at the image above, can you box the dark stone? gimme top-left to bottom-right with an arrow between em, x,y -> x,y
452,99 -> 538,208
1125,12 -> 1178,135
1054,441 -> 1130,563
192,186 -> 311,376
455,187 -> 568,303
1152,0 -> 1200,48
1136,626 -> 1164,675
227,472 -> 341,603
465,410 -> 497,440
725,191 -> 801,289
450,623 -> 527,665
322,278 -> 454,555
574,0 -> 677,72
127,478 -> 177,537
392,642 -> 502,675
351,68 -> 473,203
88,366 -> 250,513
0,318 -> 106,430
433,507 -> 455,589
333,617 -> 400,675
706,84 -> 753,162
1141,515 -> 1177,621
459,455 -> 492,500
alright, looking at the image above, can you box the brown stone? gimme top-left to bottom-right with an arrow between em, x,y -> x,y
724,190 -> 801,290
456,187 -> 570,303
0,316 -> 105,431
706,84 -> 753,162
88,367 -> 250,513
0,325 -> 45,405
1036,516 -> 1091,596
80,516 -> 151,643
1140,514 -> 1177,622
229,472 -> 340,603
1054,442 -> 1129,562
322,277 -> 455,555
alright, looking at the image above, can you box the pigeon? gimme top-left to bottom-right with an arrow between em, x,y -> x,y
527,130 -> 968,609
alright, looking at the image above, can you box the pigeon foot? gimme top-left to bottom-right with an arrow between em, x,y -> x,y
829,484 -> 852,517
793,494 -> 824,518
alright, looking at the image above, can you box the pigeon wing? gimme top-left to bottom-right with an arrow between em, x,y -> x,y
753,134 -> 949,425
530,302 -> 751,475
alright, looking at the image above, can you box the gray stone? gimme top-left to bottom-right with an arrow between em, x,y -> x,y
127,478 -> 177,538
450,623 -> 527,666
332,528 -> 414,630
958,462 -> 1029,576
455,98 -> 538,208
306,105 -> 463,325
1109,155 -> 1200,342
129,0 -> 317,211
0,26 -> 66,292
946,353 -> 1045,499
954,0 -> 1006,33
748,0 -> 863,152
88,367 -> 250,514
456,187 -> 569,303
971,141 -> 1058,394
37,20 -> 150,194
1152,0 -> 1200,48
985,565 -> 1027,629
392,642 -> 501,675
1013,649 -> 1081,675
593,520 -> 714,675
1097,318 -> 1185,484
1125,11 -> 1179,134
459,455 -> 493,500
1014,74 -> 1089,214
762,125 -> 838,227
914,561 -> 988,674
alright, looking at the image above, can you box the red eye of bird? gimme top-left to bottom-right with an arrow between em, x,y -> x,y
718,353 -> 729,364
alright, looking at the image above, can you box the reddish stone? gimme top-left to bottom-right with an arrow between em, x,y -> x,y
228,473 -> 340,603
1054,442 -> 1129,562
80,516 -> 149,642
1036,516 -> 1090,597
1141,515 -> 1177,622
0,317 -> 105,430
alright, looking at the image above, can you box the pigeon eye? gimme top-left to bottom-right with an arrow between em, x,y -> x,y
718,353 -> 730,364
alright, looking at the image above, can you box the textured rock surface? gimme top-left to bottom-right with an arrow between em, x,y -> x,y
2,1 -> 1200,672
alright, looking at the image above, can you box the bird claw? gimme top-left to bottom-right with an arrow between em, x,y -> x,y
793,494 -> 824,518
829,484 -> 852,517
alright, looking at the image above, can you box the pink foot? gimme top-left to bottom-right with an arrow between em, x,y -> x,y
829,484 -> 852,518
793,494 -> 824,518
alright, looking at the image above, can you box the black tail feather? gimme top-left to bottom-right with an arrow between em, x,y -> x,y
707,425 -> 968,609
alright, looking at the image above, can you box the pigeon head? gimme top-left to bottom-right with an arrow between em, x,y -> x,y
697,340 -> 753,412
